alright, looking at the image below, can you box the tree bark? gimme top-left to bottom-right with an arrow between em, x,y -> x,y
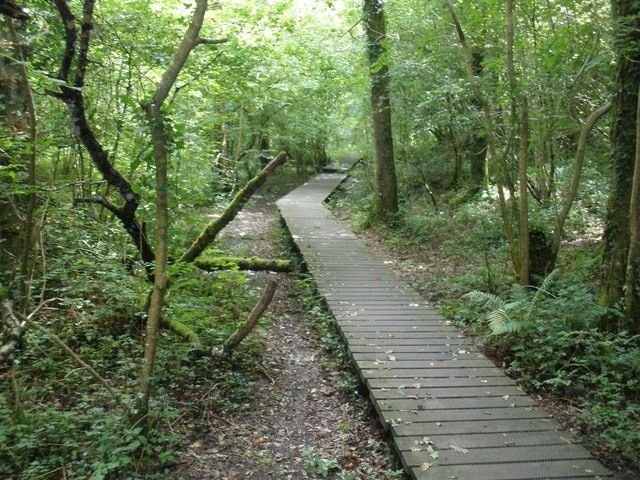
623,84 -> 640,324
599,0 -> 640,333
51,0 -> 155,267
549,102 -> 611,270
445,0 -> 518,276
363,0 -> 398,220
517,98 -> 530,284
0,299 -> 26,364
0,17 -> 37,305
136,0 -> 211,425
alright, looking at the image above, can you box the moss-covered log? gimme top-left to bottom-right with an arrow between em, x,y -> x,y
179,151 -> 288,264
195,256 -> 294,272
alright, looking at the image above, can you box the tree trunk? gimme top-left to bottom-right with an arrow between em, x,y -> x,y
445,0 -> 518,277
0,16 -> 37,305
517,99 -> 530,284
467,47 -> 488,190
363,0 -> 398,220
195,256 -> 294,272
623,84 -> 640,321
220,279 -> 277,360
549,102 -> 611,270
599,0 -> 640,333
136,0 -> 212,425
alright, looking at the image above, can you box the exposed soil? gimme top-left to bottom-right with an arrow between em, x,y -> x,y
172,183 -> 407,480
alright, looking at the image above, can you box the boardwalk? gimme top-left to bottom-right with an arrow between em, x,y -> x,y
276,162 -> 614,480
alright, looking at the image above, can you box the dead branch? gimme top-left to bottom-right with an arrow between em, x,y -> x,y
179,151 -> 288,264
217,279 -> 277,360
195,256 -> 294,273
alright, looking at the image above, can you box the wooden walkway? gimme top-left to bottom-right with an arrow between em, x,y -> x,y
276,159 -> 614,480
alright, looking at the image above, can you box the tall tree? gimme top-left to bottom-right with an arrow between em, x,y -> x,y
363,0 -> 397,219
599,0 -> 640,333
0,13 -> 37,307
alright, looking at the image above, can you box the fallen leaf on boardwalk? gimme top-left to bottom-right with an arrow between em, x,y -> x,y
411,383 -> 421,389
385,349 -> 394,354
387,355 -> 397,361
420,462 -> 432,471
449,445 -> 469,454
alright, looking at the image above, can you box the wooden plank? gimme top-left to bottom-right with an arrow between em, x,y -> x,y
411,460 -> 614,480
358,358 -> 499,369
403,443 -> 602,466
370,375 -> 517,389
380,405 -> 552,426
361,367 -> 504,379
395,431 -> 579,450
379,396 -> 536,411
276,171 -> 613,480
370,386 -> 528,400
352,351 -> 483,362
392,417 -> 564,436
348,336 -> 476,350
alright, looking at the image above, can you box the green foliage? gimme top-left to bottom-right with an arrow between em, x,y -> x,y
464,270 -> 560,335
462,269 -> 639,463
302,447 -> 340,477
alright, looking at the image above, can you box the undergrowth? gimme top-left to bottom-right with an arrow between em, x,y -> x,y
0,207 -> 268,478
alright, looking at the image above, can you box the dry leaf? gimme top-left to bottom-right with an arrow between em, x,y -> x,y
449,444 -> 469,454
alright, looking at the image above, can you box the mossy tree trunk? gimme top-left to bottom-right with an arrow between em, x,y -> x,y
0,16 -> 37,307
136,0 -> 211,425
599,0 -> 640,334
363,0 -> 398,220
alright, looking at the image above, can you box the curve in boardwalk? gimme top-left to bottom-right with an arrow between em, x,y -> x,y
276,158 -> 614,480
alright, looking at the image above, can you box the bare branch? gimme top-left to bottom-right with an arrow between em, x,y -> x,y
220,280 -> 277,359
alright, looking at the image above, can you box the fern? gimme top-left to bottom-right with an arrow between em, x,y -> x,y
463,270 -> 559,336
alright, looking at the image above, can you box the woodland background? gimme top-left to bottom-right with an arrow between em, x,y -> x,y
1,0 -> 639,478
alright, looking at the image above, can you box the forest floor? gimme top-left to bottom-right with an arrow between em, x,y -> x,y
172,175 -> 637,480
172,177 -> 407,480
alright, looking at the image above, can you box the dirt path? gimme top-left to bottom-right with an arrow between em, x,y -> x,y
172,188 -> 407,479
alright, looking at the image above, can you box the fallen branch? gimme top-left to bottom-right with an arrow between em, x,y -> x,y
160,314 -> 202,348
195,256 -> 294,273
179,152 -> 288,264
216,279 -> 277,360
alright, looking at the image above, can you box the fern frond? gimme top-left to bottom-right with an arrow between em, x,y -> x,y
528,269 -> 559,319
486,308 -> 512,334
463,290 -> 505,311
